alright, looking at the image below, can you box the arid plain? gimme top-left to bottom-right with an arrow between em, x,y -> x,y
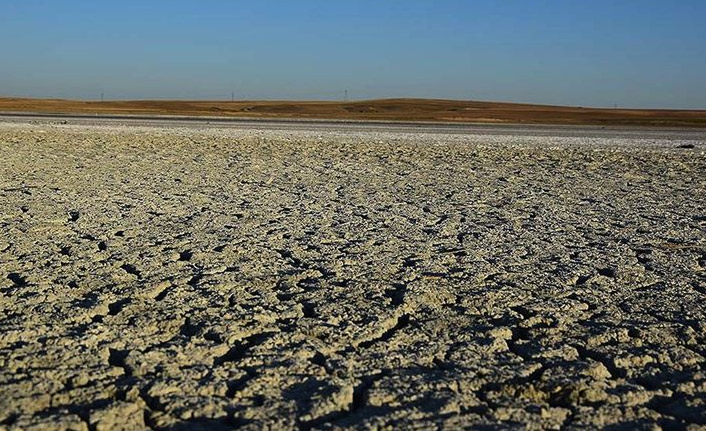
0,118 -> 705,431
2,97 -> 706,127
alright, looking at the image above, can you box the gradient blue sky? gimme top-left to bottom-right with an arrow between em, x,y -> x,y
1,1 -> 705,108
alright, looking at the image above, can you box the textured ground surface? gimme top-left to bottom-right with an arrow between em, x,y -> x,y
1,121 -> 705,431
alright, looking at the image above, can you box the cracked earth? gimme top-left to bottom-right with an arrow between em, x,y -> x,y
0,121 -> 705,431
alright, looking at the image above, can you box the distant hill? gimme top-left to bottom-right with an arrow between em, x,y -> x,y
1,97 -> 705,127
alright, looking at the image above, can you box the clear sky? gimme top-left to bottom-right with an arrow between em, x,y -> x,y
1,1 -> 705,108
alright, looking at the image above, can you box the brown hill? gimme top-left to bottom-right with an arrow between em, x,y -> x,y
1,97 -> 705,127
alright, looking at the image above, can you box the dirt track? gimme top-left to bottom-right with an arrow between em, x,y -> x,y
1,121 -> 705,431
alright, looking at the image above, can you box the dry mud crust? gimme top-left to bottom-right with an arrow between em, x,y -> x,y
0,122 -> 705,431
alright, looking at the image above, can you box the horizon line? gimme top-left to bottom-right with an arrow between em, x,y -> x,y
2,95 -> 705,112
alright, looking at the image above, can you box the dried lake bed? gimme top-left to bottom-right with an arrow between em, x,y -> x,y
0,119 -> 705,430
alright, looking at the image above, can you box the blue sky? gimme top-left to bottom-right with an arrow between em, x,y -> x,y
1,1 -> 705,108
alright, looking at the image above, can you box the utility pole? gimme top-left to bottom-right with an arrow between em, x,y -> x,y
344,89 -> 348,102
231,90 -> 235,102
101,92 -> 104,103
